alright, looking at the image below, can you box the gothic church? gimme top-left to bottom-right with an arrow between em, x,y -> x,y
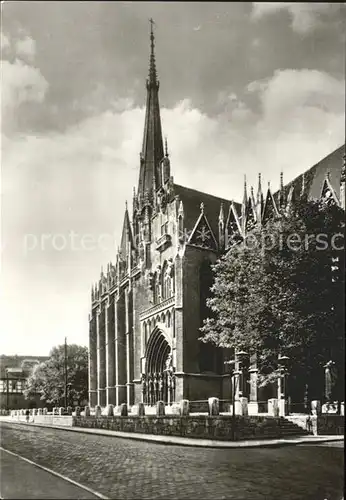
88,24 -> 345,409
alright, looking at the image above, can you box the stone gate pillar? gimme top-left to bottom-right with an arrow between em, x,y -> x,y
248,353 -> 259,415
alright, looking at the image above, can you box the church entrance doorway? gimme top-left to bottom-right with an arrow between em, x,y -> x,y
142,328 -> 175,405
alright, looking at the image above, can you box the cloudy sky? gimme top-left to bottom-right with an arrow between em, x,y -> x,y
1,2 -> 345,355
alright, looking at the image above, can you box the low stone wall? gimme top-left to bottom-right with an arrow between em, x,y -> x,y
315,415 -> 344,436
10,414 -> 74,427
189,400 -> 231,413
73,415 -> 302,441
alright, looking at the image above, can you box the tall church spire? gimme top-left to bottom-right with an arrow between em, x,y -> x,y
138,19 -> 164,199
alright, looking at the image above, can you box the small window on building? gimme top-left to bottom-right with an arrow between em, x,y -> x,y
0,381 -> 4,392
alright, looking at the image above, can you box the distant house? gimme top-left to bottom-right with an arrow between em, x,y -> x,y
0,355 -> 49,410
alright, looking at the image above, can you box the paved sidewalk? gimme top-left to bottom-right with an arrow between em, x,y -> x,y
2,417 -> 344,448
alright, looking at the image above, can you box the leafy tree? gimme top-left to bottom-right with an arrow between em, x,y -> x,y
24,344 -> 88,406
200,199 -> 344,402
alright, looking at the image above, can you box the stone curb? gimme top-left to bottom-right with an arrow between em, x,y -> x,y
2,419 -> 344,449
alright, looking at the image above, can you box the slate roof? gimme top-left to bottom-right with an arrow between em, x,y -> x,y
174,144 -> 344,240
273,144 -> 345,205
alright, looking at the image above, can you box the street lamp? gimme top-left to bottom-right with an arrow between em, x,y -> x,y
237,350 -> 249,399
323,359 -> 336,412
224,350 -> 248,440
5,368 -> 9,412
224,358 -> 236,440
277,355 -> 290,416
66,383 -> 72,407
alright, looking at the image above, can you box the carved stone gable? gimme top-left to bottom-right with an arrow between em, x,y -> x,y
188,212 -> 218,250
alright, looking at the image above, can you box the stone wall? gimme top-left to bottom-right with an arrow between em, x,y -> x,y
10,414 -> 74,427
73,415 -> 305,441
315,415 -> 344,435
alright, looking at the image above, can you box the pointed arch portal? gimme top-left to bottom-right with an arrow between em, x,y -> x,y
142,327 -> 175,405
146,328 -> 171,374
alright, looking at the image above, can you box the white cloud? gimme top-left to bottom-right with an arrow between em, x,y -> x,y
1,33 -> 47,134
15,35 -> 36,62
1,59 -> 48,109
251,3 -> 340,34
1,31 -> 10,50
1,68 -> 344,354
1,59 -> 48,133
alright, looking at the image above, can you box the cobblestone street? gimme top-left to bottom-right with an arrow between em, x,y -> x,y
0,422 -> 343,500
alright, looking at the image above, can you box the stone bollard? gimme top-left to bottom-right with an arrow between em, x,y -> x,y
22,409 -> 26,416
156,400 -> 165,416
43,408 -> 48,415
268,398 -> 279,417
66,406 -> 73,416
208,397 -> 219,416
53,407 -> 58,415
311,400 -> 321,416
59,407 -> 65,416
180,399 -> 190,416
137,402 -> 145,416
106,404 -> 114,417
84,406 -> 90,417
120,403 -> 128,416
32,408 -> 37,416
38,408 -> 43,415
95,405 -> 102,418
75,406 -> 81,416
340,402 -> 344,416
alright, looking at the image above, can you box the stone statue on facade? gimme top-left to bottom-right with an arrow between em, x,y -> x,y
148,374 -> 154,406
141,373 -> 147,405
158,373 -> 163,401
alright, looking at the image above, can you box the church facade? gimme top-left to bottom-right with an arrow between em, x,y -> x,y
88,25 -> 345,409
